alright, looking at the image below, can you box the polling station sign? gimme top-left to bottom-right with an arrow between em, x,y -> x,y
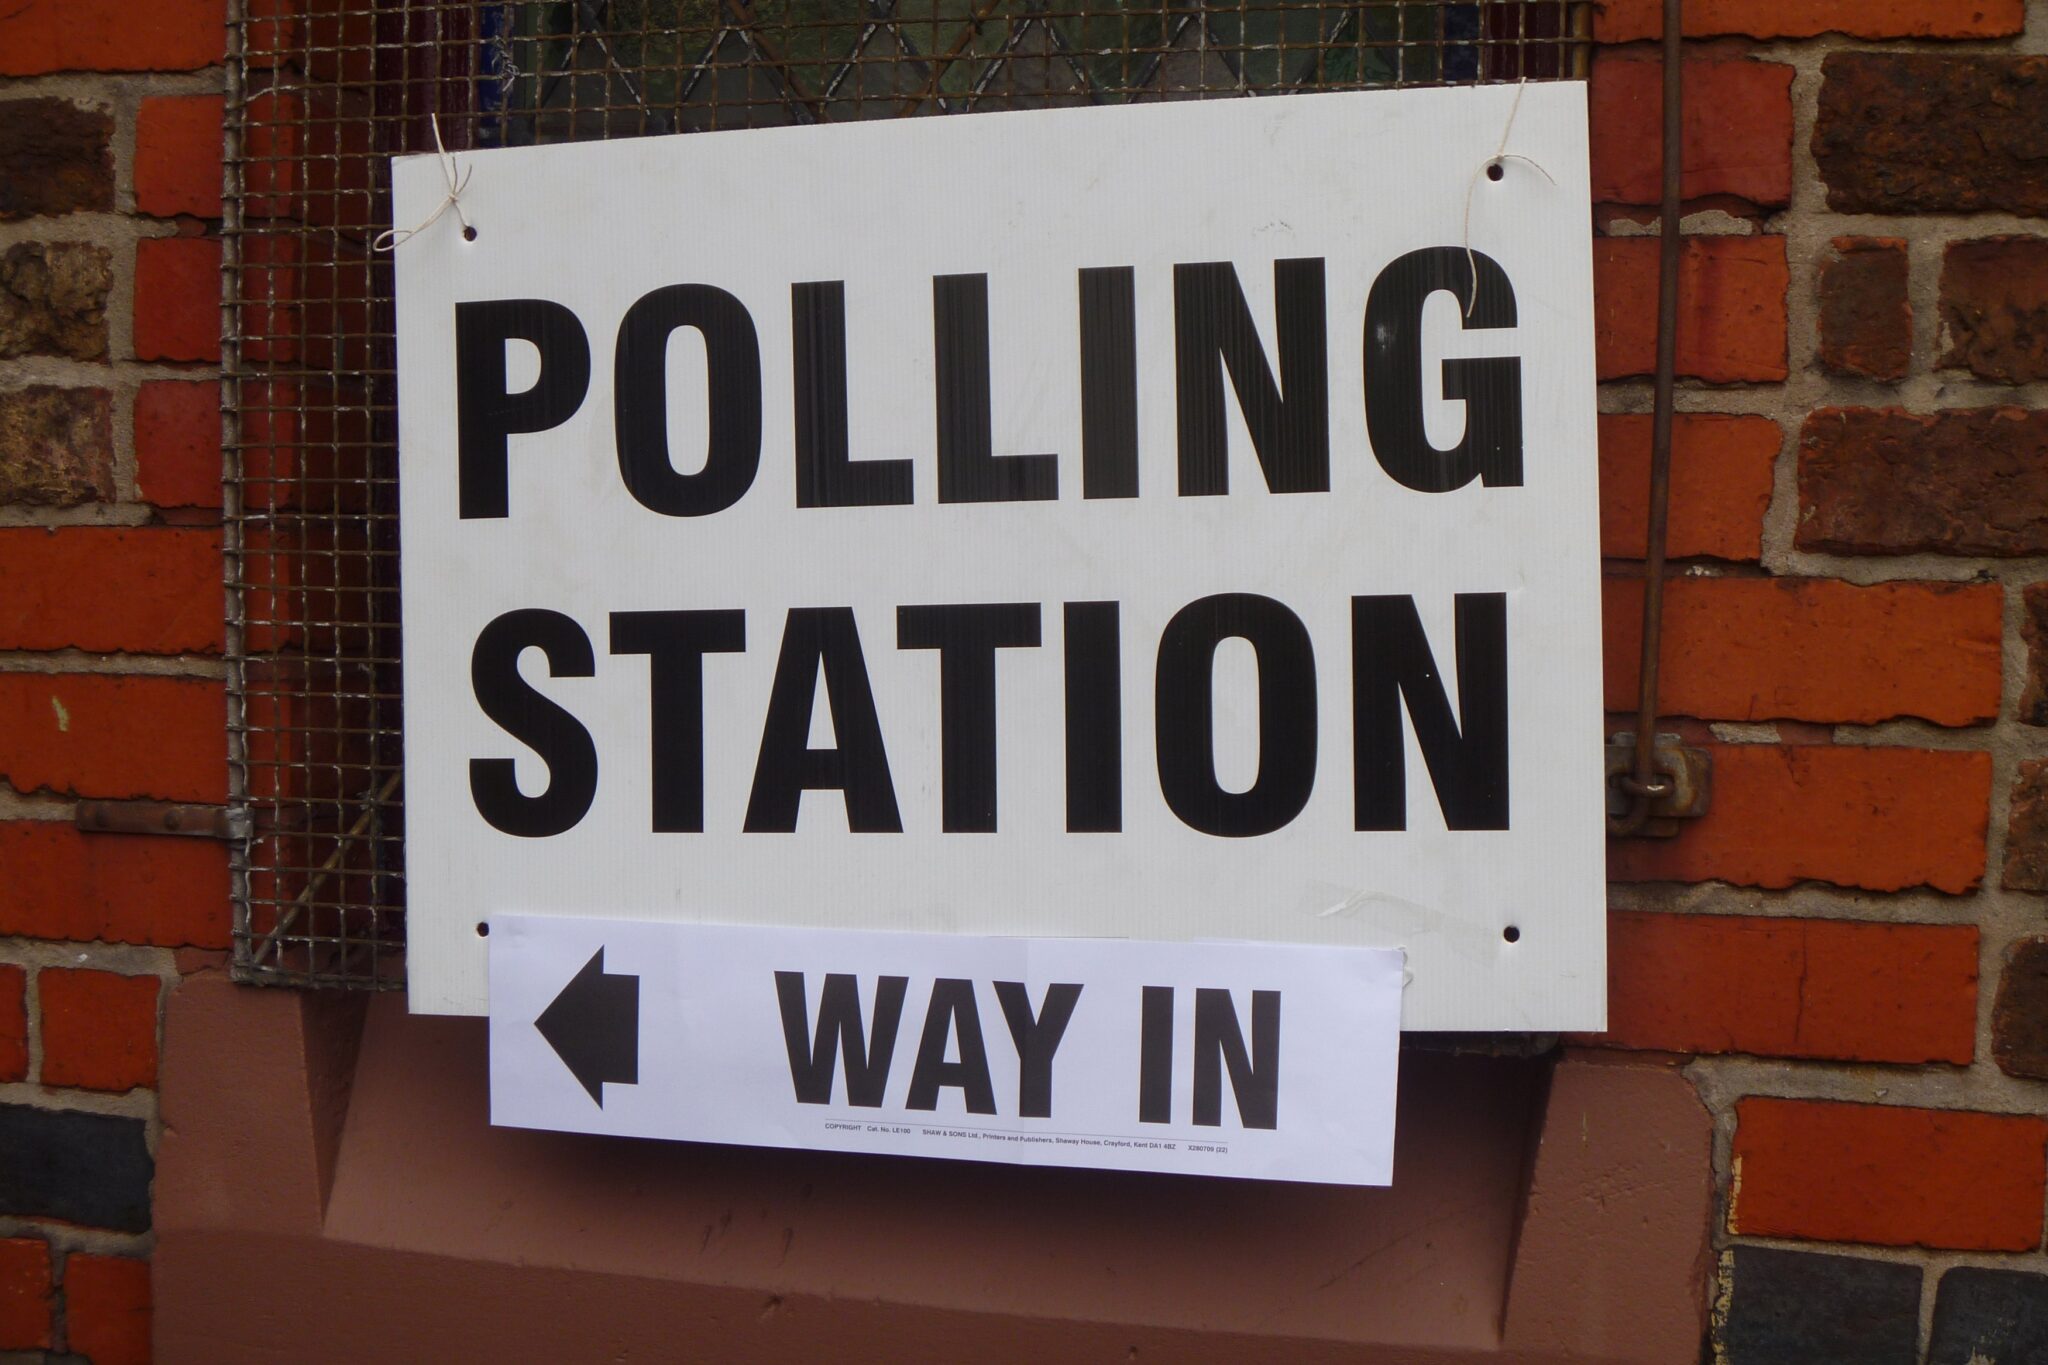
395,83 -> 1605,1033
491,916 -> 1403,1185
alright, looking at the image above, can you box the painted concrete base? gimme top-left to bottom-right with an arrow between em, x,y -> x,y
156,972 -> 1711,1362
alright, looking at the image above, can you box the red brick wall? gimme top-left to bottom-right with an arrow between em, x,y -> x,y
1583,2 -> 2048,1356
0,3 -> 226,1361
4,1 -> 2048,1361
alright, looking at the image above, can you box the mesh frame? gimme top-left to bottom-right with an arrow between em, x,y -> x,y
223,0 -> 1591,989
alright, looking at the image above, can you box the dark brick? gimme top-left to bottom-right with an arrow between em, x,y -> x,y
0,99 -> 112,221
1941,236 -> 2048,384
1930,1267 -> 2048,1364
2006,761 -> 2048,892
1818,238 -> 1910,381
1993,937 -> 2048,1081
1799,407 -> 2048,556
1717,1246 -> 1921,1365
0,1104 -> 151,1232
2023,583 -> 2048,727
0,386 -> 112,507
1815,53 -> 2048,216
0,242 -> 110,361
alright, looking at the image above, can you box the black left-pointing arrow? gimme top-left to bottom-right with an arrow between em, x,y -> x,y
534,947 -> 639,1107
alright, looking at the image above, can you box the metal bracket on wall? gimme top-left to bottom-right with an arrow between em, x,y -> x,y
1604,734 -> 1711,837
1608,0 -> 1705,839
75,800 -> 240,840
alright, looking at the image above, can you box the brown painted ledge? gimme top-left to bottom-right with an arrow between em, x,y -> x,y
155,972 -> 1711,1363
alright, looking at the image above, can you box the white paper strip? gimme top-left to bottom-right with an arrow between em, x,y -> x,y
490,915 -> 1403,1186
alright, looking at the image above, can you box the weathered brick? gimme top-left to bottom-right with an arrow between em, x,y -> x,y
63,1254 -> 150,1365
1816,54 -> 2048,216
0,0 -> 226,75
0,386 -> 111,507
38,969 -> 158,1093
1594,913 -> 1976,1064
1992,937 -> 2048,1081
0,674 -> 227,803
1607,745 -> 1990,895
1818,238 -> 1910,382
1603,577 -> 2001,726
1940,236 -> 2048,384
0,822 -> 229,949
2024,584 -> 2048,727
1731,1098 -> 2048,1251
1595,237 -> 1789,383
1598,0 -> 2022,41
0,99 -> 113,221
133,236 -> 221,363
2007,761 -> 2048,891
1929,1267 -> 2048,1365
0,529 -> 222,654
1799,407 -> 2048,556
1598,414 -> 1777,562
0,965 -> 23,1083
134,380 -> 221,509
1715,1246 -> 1920,1365
0,242 -> 110,361
0,1103 -> 151,1232
136,95 -> 226,219
0,1238 -> 53,1351
1589,57 -> 1793,207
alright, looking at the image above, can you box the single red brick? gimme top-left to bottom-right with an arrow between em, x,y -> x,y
1602,578 -> 2002,727
1993,937 -> 2048,1080
38,969 -> 159,1092
1799,407 -> 2048,556
2025,583 -> 2048,727
1940,236 -> 2048,384
2005,759 -> 2048,892
135,96 -> 224,219
0,965 -> 23,1082
1608,745 -> 1990,894
0,385 -> 114,507
1595,236 -> 1789,383
1599,414 -> 1778,562
0,98 -> 114,222
62,1254 -> 149,1365
0,822 -> 228,949
134,381 -> 222,509
1819,238 -> 1912,382
0,529 -> 222,654
1595,0 -> 2022,41
132,236 -> 221,363
0,0 -> 224,75
1731,1099 -> 2048,1251
0,674 -> 226,803
1590,57 -> 1793,207
0,241 -> 110,360
0,1238 -> 53,1350
1591,913 -> 1977,1063
1817,54 -> 2048,217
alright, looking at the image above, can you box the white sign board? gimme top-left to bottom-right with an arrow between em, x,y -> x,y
396,84 -> 1604,1032
490,916 -> 1403,1185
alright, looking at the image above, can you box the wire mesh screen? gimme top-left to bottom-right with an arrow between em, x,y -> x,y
224,0 -> 1589,988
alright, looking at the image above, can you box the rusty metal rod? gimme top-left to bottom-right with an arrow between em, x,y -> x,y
1612,0 -> 1683,836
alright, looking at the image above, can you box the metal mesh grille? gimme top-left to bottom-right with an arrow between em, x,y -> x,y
224,0 -> 1590,989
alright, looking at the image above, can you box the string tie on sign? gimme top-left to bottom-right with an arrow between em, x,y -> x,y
1461,78 -> 1555,319
372,113 -> 473,252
